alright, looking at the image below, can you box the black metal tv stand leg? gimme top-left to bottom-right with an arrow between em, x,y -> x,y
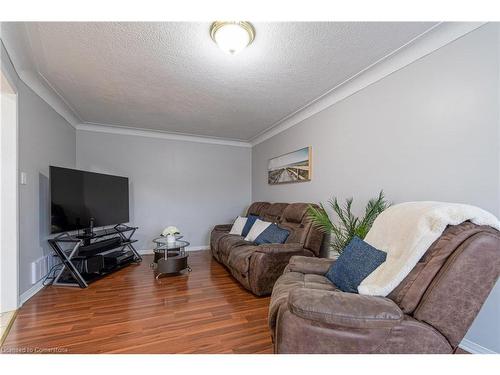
116,224 -> 142,262
128,242 -> 142,263
49,234 -> 88,288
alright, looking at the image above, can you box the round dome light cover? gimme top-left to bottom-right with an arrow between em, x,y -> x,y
210,21 -> 255,55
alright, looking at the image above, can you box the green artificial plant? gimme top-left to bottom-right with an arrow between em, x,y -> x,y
308,190 -> 390,254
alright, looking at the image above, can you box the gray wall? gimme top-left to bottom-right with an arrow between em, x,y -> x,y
252,24 -> 500,352
1,42 -> 77,296
76,130 -> 251,250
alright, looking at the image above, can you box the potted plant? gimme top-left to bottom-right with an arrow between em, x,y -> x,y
162,226 -> 180,244
308,191 -> 390,255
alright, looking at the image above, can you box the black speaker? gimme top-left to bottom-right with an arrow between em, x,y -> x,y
72,255 -> 104,274
103,250 -> 135,268
85,255 -> 104,273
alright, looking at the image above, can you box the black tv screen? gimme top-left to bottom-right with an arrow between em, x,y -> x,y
50,166 -> 129,233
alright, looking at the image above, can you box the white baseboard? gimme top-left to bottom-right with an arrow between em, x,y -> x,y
186,245 -> 210,251
139,245 -> 209,255
19,279 -> 45,306
459,338 -> 498,354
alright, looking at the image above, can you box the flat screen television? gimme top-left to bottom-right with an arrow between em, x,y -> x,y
50,166 -> 129,234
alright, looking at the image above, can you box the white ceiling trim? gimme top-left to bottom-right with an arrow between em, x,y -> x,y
250,22 -> 487,146
0,25 -> 81,128
15,69 -> 81,128
76,122 -> 252,148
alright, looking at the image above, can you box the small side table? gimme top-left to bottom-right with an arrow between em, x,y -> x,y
151,238 -> 191,279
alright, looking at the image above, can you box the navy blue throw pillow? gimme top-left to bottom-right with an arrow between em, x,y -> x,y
254,224 -> 290,245
325,236 -> 386,293
241,215 -> 259,237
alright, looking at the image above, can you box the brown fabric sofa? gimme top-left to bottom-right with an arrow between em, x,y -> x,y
269,222 -> 500,353
210,202 -> 325,296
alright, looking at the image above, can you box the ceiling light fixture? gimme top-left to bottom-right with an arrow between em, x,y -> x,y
210,21 -> 255,55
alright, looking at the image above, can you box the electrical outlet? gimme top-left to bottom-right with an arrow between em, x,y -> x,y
31,255 -> 50,284
20,171 -> 27,185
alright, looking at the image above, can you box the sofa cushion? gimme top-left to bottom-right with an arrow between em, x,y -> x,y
244,219 -> 272,242
218,235 -> 251,259
247,202 -> 271,216
261,203 -> 289,223
229,216 -> 247,235
326,236 -> 386,293
227,245 -> 259,275
242,214 -> 259,237
288,288 -> 403,328
254,223 -> 290,245
303,220 -> 325,256
279,203 -> 311,245
282,203 -> 309,223
281,222 -> 307,245
210,229 -> 231,255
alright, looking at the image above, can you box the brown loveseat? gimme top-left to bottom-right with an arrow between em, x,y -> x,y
210,202 -> 325,296
269,222 -> 500,353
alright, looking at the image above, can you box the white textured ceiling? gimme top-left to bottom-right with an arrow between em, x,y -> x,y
16,22 -> 437,141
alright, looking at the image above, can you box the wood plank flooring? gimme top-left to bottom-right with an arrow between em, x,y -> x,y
1,250 -> 273,354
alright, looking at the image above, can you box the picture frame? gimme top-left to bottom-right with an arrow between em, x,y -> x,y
267,146 -> 312,185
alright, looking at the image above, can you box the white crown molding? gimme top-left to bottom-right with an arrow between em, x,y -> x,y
250,22 -> 487,146
0,24 -> 81,128
17,69 -> 82,128
77,122 -> 252,148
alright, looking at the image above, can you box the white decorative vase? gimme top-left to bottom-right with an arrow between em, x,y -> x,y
166,234 -> 176,243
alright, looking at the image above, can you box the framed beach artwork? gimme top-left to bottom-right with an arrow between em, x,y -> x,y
268,146 -> 312,185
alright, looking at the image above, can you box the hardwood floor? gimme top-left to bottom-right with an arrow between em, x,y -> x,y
1,250 -> 273,354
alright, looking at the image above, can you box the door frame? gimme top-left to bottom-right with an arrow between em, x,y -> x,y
0,63 -> 20,313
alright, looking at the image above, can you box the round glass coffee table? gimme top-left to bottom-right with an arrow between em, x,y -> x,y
151,238 -> 191,279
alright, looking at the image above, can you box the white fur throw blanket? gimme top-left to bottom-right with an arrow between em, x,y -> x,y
359,201 -> 500,296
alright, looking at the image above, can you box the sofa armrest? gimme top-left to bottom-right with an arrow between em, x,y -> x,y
255,243 -> 305,255
213,224 -> 233,232
288,288 -> 403,329
287,255 -> 335,275
249,244 -> 314,296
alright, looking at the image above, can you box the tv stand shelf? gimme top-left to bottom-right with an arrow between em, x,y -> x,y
55,225 -> 137,243
48,224 -> 142,288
